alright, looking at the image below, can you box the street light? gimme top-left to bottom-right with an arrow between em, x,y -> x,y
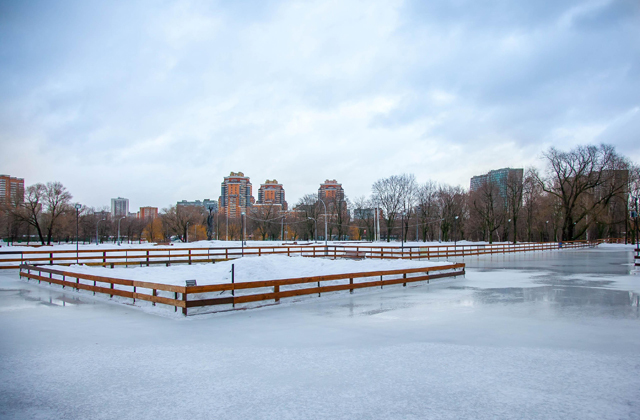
186,221 -> 190,243
117,216 -> 125,246
318,198 -> 328,255
75,203 -> 81,264
241,212 -> 245,256
96,218 -> 106,246
401,211 -> 406,257
454,216 -> 459,247
546,220 -> 549,242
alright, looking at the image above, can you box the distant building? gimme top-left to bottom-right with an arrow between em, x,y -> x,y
318,179 -> 345,202
177,199 -> 218,212
138,207 -> 158,220
256,180 -> 287,210
0,174 -> 24,206
219,172 -> 254,218
111,197 -> 129,218
470,168 -> 523,197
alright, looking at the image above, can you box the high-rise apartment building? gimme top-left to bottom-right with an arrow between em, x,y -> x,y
318,179 -> 345,202
0,174 -> 24,206
470,168 -> 523,196
111,197 -> 129,218
219,172 -> 254,218
256,180 -> 287,210
137,206 -> 158,220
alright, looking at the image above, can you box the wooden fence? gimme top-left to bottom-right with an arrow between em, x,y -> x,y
19,263 -> 465,315
1,240 -> 599,269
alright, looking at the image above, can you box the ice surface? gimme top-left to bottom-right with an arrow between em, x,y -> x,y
1,247 -> 639,419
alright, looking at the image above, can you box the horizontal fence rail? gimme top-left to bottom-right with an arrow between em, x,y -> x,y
19,263 -> 465,315
1,240 -> 603,269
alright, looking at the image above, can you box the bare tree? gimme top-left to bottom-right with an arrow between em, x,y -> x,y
250,204 -> 283,241
415,181 -> 439,242
295,194 -> 321,241
328,195 -> 350,240
438,185 -> 466,242
535,144 -> 629,241
160,205 -> 205,242
372,174 -> 414,242
522,168 -> 543,242
470,178 -> 505,243
352,196 -> 375,241
505,170 -> 524,243
15,182 -> 72,245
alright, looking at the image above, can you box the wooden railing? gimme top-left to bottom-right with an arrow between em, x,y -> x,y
0,241 -> 599,269
19,263 -> 465,315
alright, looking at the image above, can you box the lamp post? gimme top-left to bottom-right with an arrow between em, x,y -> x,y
546,220 -> 549,242
96,218 -> 106,246
186,221 -> 189,243
75,203 -> 81,264
318,199 -> 328,255
454,215 -> 459,247
117,216 -> 125,246
241,212 -> 245,256
401,211 -> 405,257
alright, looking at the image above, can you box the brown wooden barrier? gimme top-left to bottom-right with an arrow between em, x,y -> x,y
1,240 -> 602,269
19,263 -> 465,315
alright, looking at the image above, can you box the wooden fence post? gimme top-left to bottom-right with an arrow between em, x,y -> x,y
182,291 -> 187,316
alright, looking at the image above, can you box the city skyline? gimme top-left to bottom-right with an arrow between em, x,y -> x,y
1,1 -> 638,210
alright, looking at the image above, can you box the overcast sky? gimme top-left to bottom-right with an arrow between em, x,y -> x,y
1,0 -> 638,211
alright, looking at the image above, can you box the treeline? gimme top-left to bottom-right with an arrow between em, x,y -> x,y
1,144 -> 638,246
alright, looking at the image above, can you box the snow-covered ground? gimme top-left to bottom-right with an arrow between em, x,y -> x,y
54,255 -> 454,286
1,247 -> 639,419
26,256 -> 456,316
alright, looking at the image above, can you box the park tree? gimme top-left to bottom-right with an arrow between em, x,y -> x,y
16,182 -> 72,245
522,169 -> 543,242
535,144 -> 629,241
415,181 -> 439,242
470,178 -> 505,243
352,196 -> 375,241
437,185 -> 466,242
505,170 -> 524,243
295,194 -> 322,241
251,204 -> 283,241
372,174 -> 415,242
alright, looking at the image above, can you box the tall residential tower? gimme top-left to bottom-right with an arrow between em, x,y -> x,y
219,172 -> 254,218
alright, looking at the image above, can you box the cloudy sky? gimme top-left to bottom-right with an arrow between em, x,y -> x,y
1,0 -> 638,211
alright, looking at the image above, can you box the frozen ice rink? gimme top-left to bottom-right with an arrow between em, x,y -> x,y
1,246 -> 639,419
